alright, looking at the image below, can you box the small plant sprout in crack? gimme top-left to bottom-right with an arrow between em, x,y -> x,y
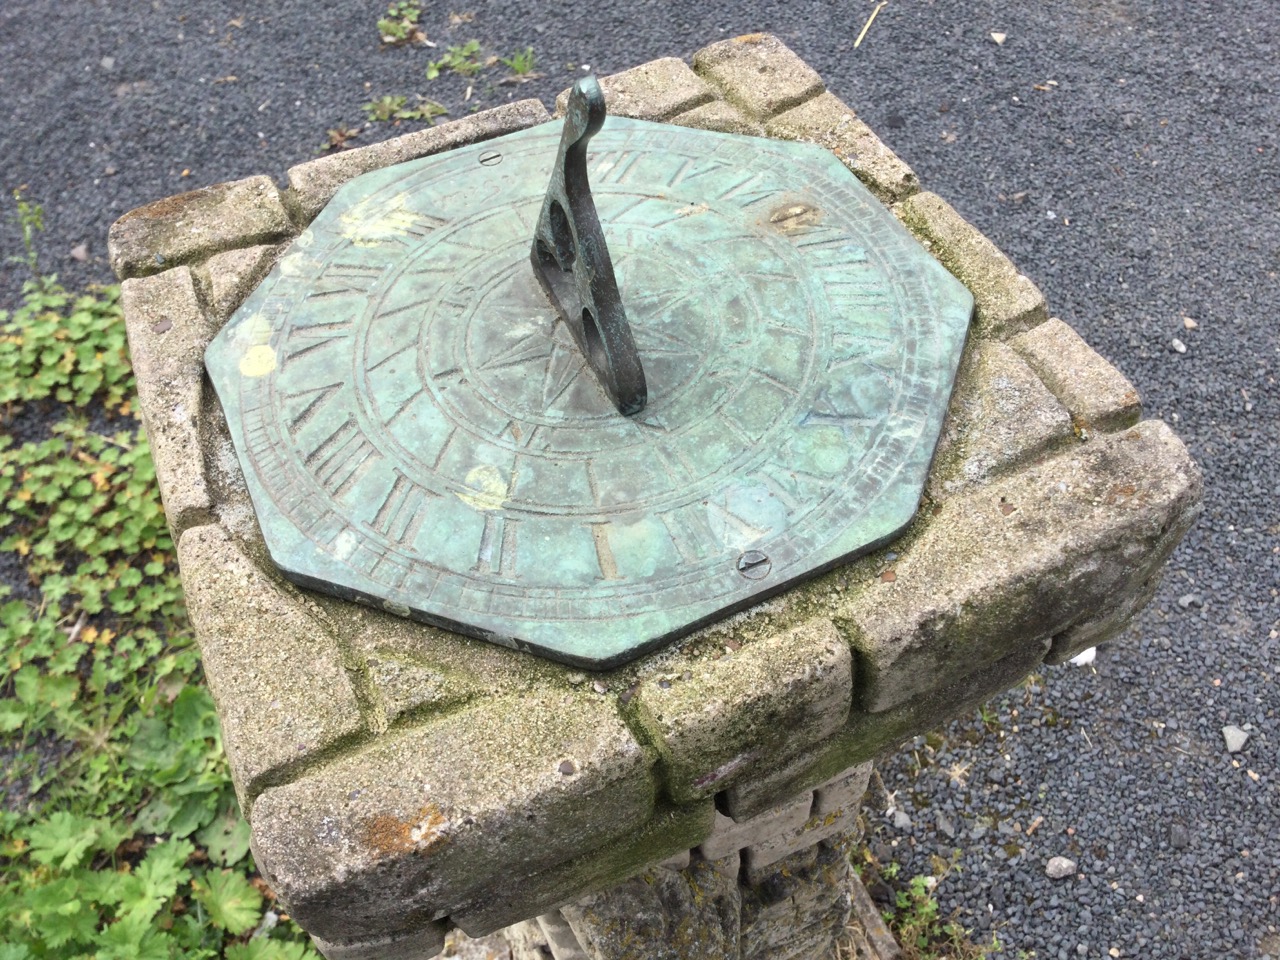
376,0 -> 431,46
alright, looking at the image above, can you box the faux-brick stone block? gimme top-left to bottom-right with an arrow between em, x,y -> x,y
177,524 -> 366,810
726,638 -> 1052,820
284,99 -> 549,225
120,267 -> 218,537
310,924 -> 448,960
765,92 -> 919,203
555,57 -> 715,120
632,618 -> 852,803
452,802 -> 714,936
841,421 -> 1202,713
926,340 -> 1074,500
109,175 -> 293,279
669,100 -> 765,137
693,34 -> 825,120
199,243 -> 283,323
894,191 -> 1048,339
698,796 -> 813,861
250,694 -> 654,943
1010,317 -> 1143,433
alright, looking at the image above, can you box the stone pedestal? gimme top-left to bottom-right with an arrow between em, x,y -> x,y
109,34 -> 1201,960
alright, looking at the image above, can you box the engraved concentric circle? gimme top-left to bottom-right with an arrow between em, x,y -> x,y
205,118 -> 974,667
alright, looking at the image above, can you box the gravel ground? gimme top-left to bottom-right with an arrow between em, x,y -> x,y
2,2 -> 1276,958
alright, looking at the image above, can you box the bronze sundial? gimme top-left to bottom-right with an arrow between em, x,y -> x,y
205,79 -> 973,668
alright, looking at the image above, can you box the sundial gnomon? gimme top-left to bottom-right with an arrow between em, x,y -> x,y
206,78 -> 973,667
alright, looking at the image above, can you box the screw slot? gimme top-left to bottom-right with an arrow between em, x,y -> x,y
736,550 -> 771,580
479,150 -> 502,166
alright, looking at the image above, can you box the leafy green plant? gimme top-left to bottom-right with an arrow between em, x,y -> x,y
376,0 -> 426,45
6,186 -> 45,281
500,46 -> 536,75
362,94 -> 448,123
858,849 -> 1005,959
0,282 -> 132,417
0,194 -> 319,958
426,39 -> 484,79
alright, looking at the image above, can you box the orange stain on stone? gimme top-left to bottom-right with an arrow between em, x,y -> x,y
361,803 -> 450,856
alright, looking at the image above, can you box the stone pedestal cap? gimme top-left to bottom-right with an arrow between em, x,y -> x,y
109,34 -> 1202,960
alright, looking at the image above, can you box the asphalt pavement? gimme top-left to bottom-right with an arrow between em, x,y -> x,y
1,2 -> 1276,958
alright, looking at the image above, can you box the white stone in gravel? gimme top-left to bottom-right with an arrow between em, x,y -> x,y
893,810 -> 912,830
1222,725 -> 1249,753
1171,337 -> 1188,353
1045,856 -> 1078,879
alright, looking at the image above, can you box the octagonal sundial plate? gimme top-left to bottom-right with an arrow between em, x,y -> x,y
205,118 -> 973,668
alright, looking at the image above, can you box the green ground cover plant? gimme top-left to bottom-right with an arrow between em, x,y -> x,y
0,194 -> 319,958
361,93 -> 447,124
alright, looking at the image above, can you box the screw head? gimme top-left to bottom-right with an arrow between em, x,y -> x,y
478,150 -> 503,166
736,550 -> 771,580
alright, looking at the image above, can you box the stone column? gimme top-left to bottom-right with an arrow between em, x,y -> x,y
109,34 -> 1201,960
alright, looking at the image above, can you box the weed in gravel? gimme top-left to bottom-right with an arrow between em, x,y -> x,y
0,196 -> 319,958
376,0 -> 428,46
321,125 -> 361,152
426,39 -> 485,79
858,849 -> 1009,959
361,94 -> 447,124
501,47 -> 536,75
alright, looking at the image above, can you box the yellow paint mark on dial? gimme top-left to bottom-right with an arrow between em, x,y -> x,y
233,311 -> 274,347
457,464 -> 507,512
239,344 -> 277,377
340,192 -> 418,248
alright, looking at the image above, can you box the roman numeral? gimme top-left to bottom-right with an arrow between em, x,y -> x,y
474,514 -> 519,576
593,150 -> 642,185
714,171 -> 773,208
385,212 -> 449,247
370,471 -> 435,547
305,416 -> 377,497
755,460 -> 832,514
284,380 -> 344,434
307,261 -> 383,299
282,319 -> 353,366
658,497 -> 769,565
590,522 -> 620,580
665,157 -> 728,190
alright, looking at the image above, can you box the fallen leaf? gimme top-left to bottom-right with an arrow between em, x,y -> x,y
880,569 -> 897,583
991,31 -> 1007,45
1247,769 -> 1260,782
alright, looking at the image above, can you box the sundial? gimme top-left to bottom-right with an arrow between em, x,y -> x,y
205,79 -> 973,668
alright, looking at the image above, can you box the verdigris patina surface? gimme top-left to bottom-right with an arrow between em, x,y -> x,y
203,76 -> 972,668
